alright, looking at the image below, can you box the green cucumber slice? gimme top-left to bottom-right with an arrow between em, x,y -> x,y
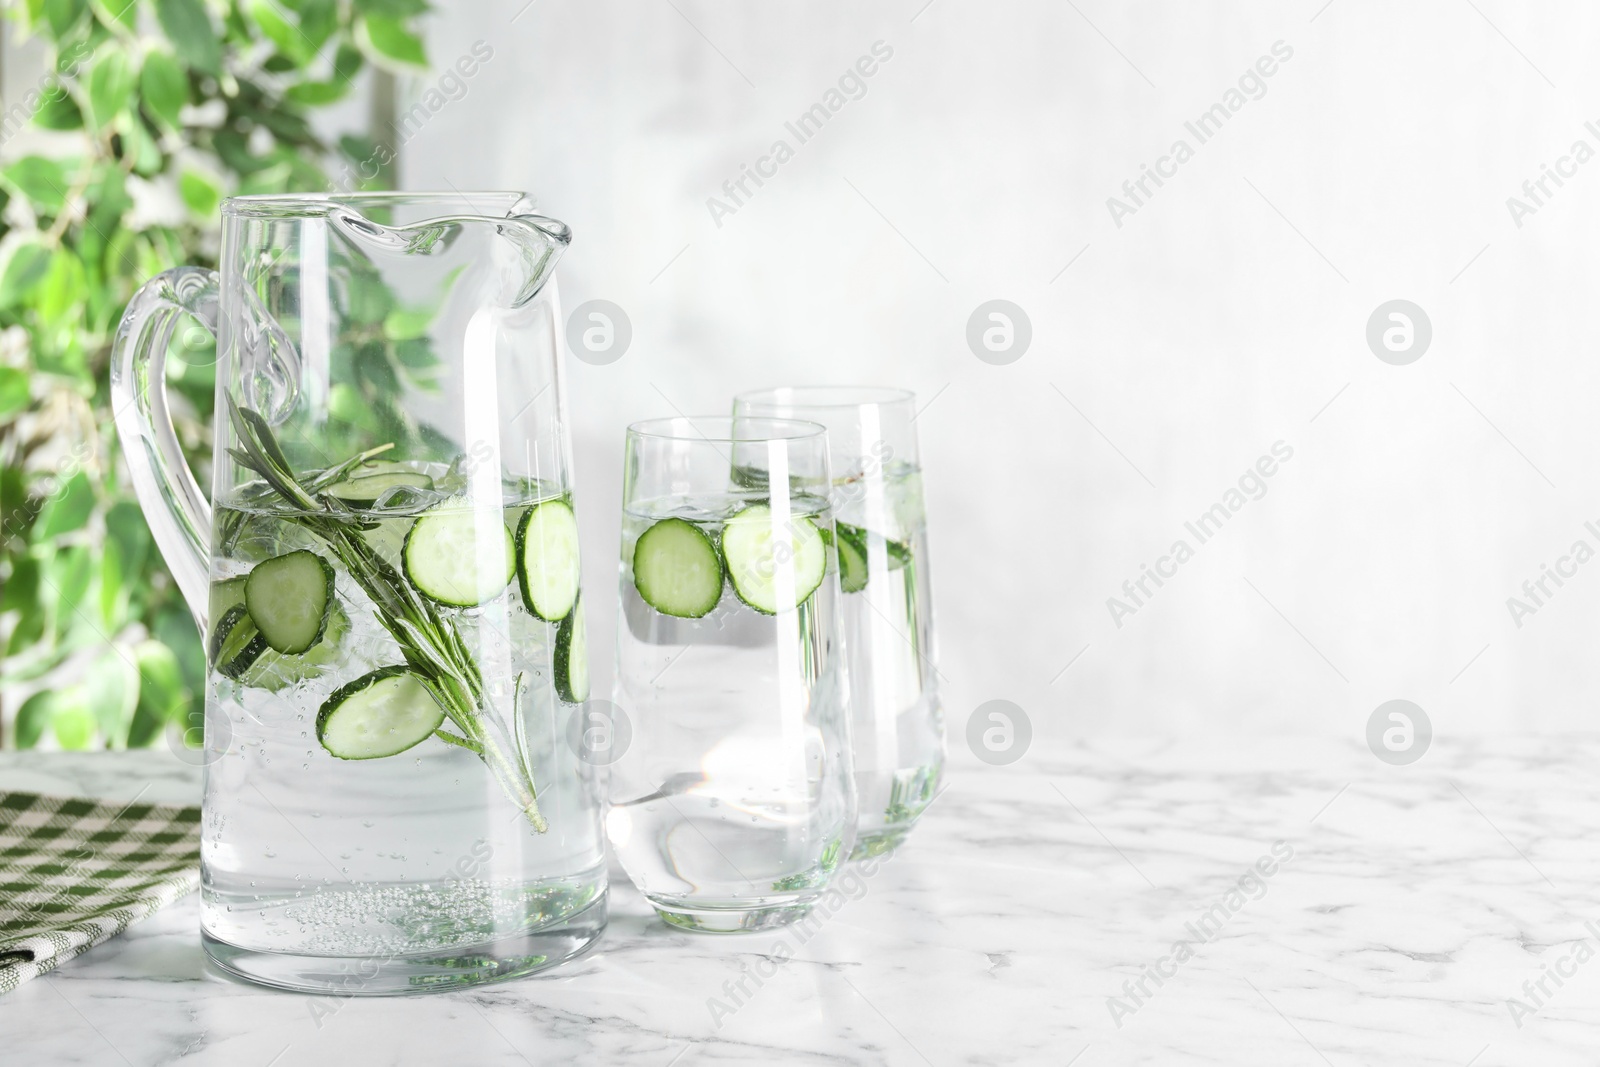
722,504 -> 827,614
885,536 -> 913,569
516,498 -> 581,621
325,469 -> 433,505
245,550 -> 336,654
237,600 -> 350,691
316,667 -> 446,760
402,501 -> 515,606
210,575 -> 248,623
209,603 -> 267,680
632,517 -> 723,618
833,523 -> 870,594
554,597 -> 589,703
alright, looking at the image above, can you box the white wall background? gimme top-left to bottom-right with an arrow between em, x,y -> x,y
150,1 -> 1600,742
399,0 -> 1600,742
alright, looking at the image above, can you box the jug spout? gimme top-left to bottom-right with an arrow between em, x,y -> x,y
501,208 -> 572,307
311,193 -> 570,308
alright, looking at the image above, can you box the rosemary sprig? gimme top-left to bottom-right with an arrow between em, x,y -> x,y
225,396 -> 548,833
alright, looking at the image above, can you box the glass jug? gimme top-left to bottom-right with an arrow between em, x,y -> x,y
110,193 -> 605,993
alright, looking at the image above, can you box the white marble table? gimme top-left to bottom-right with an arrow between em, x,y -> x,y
2,738 -> 1598,1066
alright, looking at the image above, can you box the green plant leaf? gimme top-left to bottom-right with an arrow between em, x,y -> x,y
119,113 -> 164,177
0,367 -> 29,417
179,170 -> 223,218
333,41 -> 364,82
87,50 -> 137,131
86,649 -> 136,747
235,161 -> 293,195
141,50 -> 189,129
37,248 -> 87,328
99,533 -> 126,624
32,89 -> 84,131
151,605 -> 204,696
51,687 -> 96,749
0,242 -> 52,309
328,382 -> 379,432
129,640 -> 185,747
0,243 -> 51,308
100,504 -> 155,625
359,14 -> 427,69
15,690 -> 53,748
42,0 -> 87,39
1,555 -> 41,614
382,307 -> 432,341
155,0 -> 222,74
2,156 -> 69,212
90,0 -> 138,30
354,0 -> 430,16
248,0 -> 313,66
299,0 -> 338,53
345,269 -> 396,324
35,471 -> 96,538
87,163 -> 132,232
285,80 -> 346,106
5,604 -> 47,659
49,544 -> 95,631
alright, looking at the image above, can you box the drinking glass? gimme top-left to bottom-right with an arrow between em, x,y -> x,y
608,417 -> 856,932
733,387 -> 942,857
110,193 -> 606,993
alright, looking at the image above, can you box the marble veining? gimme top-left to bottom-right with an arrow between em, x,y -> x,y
2,739 -> 1598,1065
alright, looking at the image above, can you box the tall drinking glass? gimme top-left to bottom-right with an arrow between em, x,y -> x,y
734,388 -> 942,857
608,417 -> 855,931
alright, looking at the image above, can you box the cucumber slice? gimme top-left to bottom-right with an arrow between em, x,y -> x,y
516,498 -> 581,621
632,518 -> 723,618
317,667 -> 446,760
210,574 -> 248,624
245,550 -> 336,654
722,504 -> 827,614
325,470 -> 433,505
237,600 -> 350,691
828,523 -> 912,591
554,597 -> 589,703
209,604 -> 267,680
833,523 -> 870,594
886,537 -> 913,570
402,501 -> 515,607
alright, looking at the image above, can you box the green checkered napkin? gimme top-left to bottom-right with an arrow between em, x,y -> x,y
0,792 -> 200,994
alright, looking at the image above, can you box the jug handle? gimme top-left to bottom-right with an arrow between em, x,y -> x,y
109,267 -> 219,629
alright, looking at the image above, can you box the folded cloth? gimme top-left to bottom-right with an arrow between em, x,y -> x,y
0,791 -> 199,994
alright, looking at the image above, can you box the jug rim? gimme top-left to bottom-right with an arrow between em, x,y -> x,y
222,191 -> 541,220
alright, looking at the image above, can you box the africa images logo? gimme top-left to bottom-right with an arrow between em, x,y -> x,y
705,41 -> 895,227
1106,442 -> 1294,628
1104,41 -> 1295,228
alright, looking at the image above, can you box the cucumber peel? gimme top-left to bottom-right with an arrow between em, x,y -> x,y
632,517 -> 723,618
209,603 -> 267,680
245,550 -> 336,654
721,503 -> 826,614
832,523 -> 870,594
237,601 -> 350,691
554,597 -> 589,703
325,468 -> 433,505
403,500 -> 516,607
516,498 -> 581,621
317,666 -> 446,760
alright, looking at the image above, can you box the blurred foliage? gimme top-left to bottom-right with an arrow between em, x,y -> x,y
0,0 -> 430,749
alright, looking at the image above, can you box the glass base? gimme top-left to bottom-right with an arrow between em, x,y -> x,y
202,894 -> 606,995
850,824 -> 913,860
649,897 -> 814,934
